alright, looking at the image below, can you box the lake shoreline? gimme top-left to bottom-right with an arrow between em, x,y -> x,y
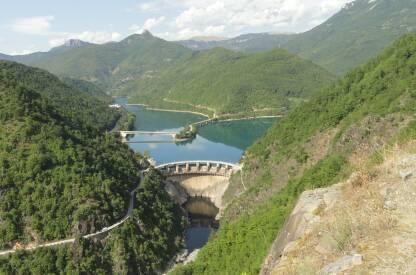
126,103 -> 282,129
126,103 -> 211,118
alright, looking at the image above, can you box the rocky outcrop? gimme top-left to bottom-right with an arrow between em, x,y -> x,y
64,39 -> 91,48
264,148 -> 416,274
165,181 -> 189,205
261,183 -> 343,275
320,253 -> 363,275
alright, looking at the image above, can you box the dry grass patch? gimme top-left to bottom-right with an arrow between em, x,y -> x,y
272,158 -> 400,274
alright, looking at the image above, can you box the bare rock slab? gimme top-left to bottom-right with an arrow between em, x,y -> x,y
320,253 -> 363,275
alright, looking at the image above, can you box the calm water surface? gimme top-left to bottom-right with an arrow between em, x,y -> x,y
116,98 -> 276,165
184,197 -> 219,252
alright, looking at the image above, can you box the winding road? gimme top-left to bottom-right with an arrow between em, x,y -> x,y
0,174 -> 144,257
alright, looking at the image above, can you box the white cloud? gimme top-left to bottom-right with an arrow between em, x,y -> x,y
157,0 -> 353,40
7,15 -> 121,49
4,1 -> 353,53
129,16 -> 166,34
204,25 -> 226,34
136,2 -> 160,12
48,31 -> 122,47
10,16 -> 54,35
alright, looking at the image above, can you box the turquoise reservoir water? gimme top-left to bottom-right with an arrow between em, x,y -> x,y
118,101 -> 276,165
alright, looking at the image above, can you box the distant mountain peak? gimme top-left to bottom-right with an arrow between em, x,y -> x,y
122,30 -> 156,43
64,39 -> 90,48
141,30 -> 153,37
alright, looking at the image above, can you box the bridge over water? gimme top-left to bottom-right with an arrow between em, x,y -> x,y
119,131 -> 177,138
119,131 -> 184,143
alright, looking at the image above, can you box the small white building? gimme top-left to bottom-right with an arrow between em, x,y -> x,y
109,104 -> 122,109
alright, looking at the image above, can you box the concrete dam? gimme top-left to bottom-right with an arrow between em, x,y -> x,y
156,161 -> 242,212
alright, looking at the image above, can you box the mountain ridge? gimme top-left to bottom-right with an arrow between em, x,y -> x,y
283,0 -> 416,74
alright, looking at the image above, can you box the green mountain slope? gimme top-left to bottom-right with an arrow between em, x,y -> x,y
0,61 -> 184,273
28,32 -> 192,92
124,47 -> 335,115
1,33 -> 333,115
0,61 -> 121,131
284,0 -> 416,75
174,32 -> 416,274
60,77 -> 112,103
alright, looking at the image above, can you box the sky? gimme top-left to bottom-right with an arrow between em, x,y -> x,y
0,0 -> 353,55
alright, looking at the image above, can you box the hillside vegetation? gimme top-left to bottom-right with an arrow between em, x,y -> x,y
0,170 -> 185,274
0,62 -> 184,273
0,61 -> 141,247
1,33 -> 334,115
29,32 -> 192,93
124,47 -> 335,115
60,77 -> 112,103
173,32 -> 416,274
0,32 -> 192,93
0,61 -> 121,131
284,0 -> 416,74
269,142 -> 416,274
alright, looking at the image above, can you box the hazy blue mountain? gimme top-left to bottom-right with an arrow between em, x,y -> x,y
177,33 -> 295,52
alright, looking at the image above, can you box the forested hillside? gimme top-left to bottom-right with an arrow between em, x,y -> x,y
0,62 -> 184,273
28,31 -> 192,93
174,32 -> 416,274
0,61 -> 121,131
60,77 -> 112,103
284,0 -> 416,74
123,47 -> 335,115
0,33 -> 333,116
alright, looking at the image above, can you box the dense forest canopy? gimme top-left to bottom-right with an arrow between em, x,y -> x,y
60,77 -> 113,104
0,61 -> 122,132
0,61 -> 185,274
0,170 -> 186,274
0,62 -> 145,248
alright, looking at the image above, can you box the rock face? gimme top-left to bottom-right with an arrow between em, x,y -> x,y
64,39 -> 90,48
397,155 -> 416,181
320,253 -> 363,275
266,150 -> 416,274
165,181 -> 189,205
260,183 -> 343,274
